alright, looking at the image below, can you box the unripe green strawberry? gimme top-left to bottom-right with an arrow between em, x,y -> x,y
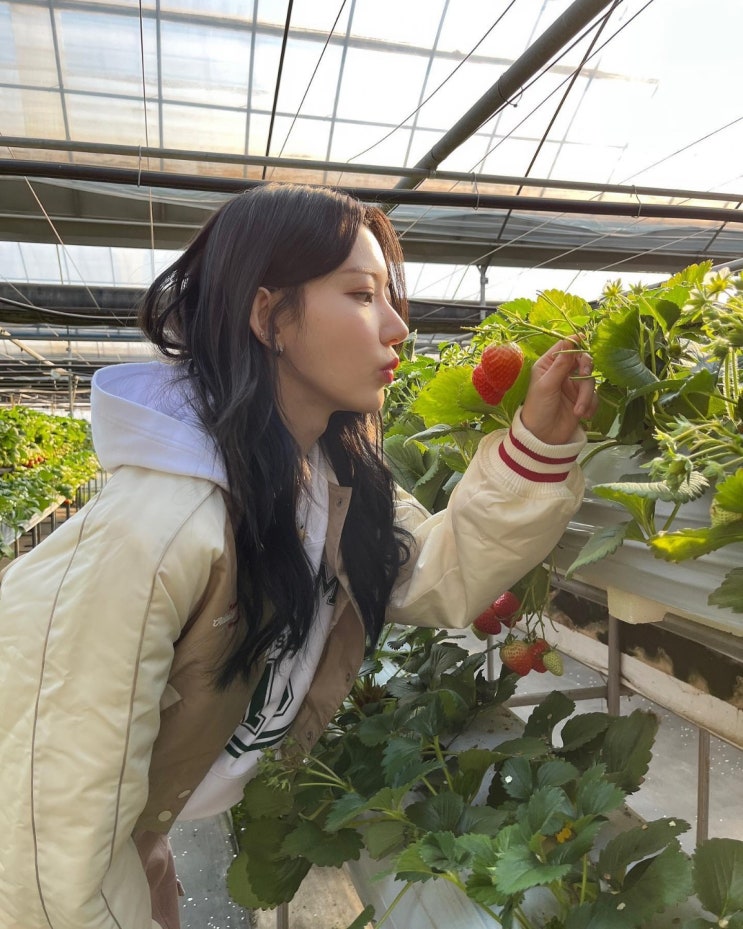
472,605 -> 502,639
493,590 -> 521,627
528,638 -> 550,673
542,649 -> 564,676
500,639 -> 533,676
480,342 -> 524,395
710,500 -> 743,527
472,364 -> 504,406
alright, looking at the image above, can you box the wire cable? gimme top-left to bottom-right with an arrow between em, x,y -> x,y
269,0 -> 349,176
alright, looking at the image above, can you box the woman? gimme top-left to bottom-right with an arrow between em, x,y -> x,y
0,183 -> 596,929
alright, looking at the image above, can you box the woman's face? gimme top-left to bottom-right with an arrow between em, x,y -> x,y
273,226 -> 409,451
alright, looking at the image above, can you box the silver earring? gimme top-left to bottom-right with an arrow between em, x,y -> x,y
275,342 -> 284,357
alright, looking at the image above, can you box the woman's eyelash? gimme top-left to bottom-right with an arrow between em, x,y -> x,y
355,291 -> 374,303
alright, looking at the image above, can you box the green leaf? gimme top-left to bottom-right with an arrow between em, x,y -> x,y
363,821 -> 407,859
356,713 -> 394,746
494,843 -> 572,894
593,306 -> 659,389
536,759 -> 580,790
518,785 -> 573,837
236,773 -> 296,819
612,840 -> 694,922
412,454 -> 455,512
600,709 -> 658,792
413,366 -> 491,426
715,469 -> 743,514
598,818 -> 691,883
709,568 -> 743,614
693,837 -> 743,917
649,522 -> 743,561
281,819 -> 363,867
594,472 -> 708,503
325,792 -> 368,831
501,756 -> 534,800
382,735 -> 442,787
564,521 -> 634,578
383,433 -> 430,491
559,712 -> 610,752
392,840 -> 436,883
491,736 -> 551,761
450,747 -> 500,800
345,906 -> 376,929
575,765 -> 625,817
406,792 -> 465,833
417,831 -> 476,872
524,690 -> 575,739
227,845 -> 311,909
456,804 -> 508,836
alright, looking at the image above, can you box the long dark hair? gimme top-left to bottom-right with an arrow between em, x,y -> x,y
139,183 -> 410,687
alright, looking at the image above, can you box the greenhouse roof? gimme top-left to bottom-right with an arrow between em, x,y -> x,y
1,0 -> 743,403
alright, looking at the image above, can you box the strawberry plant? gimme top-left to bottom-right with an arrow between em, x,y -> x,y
0,408 -> 99,553
228,629 -> 743,928
383,262 -> 743,619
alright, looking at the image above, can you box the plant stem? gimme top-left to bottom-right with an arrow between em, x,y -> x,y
432,736 -> 455,791
580,853 -> 589,904
372,882 -> 412,928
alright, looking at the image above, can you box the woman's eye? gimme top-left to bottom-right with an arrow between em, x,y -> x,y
354,291 -> 374,304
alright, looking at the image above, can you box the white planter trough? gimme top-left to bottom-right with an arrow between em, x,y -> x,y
553,445 -> 743,637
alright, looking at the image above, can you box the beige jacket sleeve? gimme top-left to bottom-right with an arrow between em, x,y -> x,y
0,470 -> 226,929
388,409 -> 586,628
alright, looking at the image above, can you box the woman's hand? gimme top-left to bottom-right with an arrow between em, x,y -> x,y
520,339 -> 598,446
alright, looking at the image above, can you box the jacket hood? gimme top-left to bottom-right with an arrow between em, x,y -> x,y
91,361 -> 228,489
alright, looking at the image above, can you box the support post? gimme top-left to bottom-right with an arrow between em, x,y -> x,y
607,615 -> 621,715
697,728 -> 711,845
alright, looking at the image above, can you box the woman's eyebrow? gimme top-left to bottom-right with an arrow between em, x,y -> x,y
338,266 -> 388,280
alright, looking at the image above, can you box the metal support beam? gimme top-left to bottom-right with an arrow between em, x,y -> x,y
3,160 -> 743,224
394,0 -> 618,190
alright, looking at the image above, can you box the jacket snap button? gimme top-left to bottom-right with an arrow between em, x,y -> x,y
345,672 -> 352,683
306,729 -> 314,741
157,810 -> 173,822
177,789 -> 192,799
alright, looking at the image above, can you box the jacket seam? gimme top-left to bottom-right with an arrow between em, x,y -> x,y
30,492 -> 102,929
106,487 -> 218,864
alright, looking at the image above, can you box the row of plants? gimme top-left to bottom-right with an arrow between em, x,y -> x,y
228,628 -> 743,928
226,262 -> 743,927
382,260 -> 743,633
0,406 -> 99,552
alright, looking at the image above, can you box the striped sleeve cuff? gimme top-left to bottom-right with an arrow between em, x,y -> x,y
497,408 -> 585,484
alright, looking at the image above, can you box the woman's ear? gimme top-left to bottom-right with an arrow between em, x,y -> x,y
249,287 -> 275,349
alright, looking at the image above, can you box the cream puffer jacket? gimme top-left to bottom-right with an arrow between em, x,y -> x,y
0,414 -> 585,929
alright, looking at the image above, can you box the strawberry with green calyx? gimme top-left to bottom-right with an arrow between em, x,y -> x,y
471,604 -> 502,640
480,342 -> 524,395
472,364 -> 505,406
492,590 -> 521,628
542,649 -> 564,676
500,638 -> 533,676
528,638 -> 550,673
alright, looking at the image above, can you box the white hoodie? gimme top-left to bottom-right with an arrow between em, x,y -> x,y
91,361 -> 228,490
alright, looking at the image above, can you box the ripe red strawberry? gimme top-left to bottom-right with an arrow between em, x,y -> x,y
542,649 -> 564,676
528,638 -> 550,673
500,639 -> 533,676
480,342 -> 524,395
472,605 -> 502,640
492,591 -> 521,623
472,364 -> 505,406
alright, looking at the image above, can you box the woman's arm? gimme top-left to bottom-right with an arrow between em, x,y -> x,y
388,340 -> 596,628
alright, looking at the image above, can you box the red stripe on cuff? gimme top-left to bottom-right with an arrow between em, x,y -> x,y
499,443 -> 570,483
508,429 -> 579,465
